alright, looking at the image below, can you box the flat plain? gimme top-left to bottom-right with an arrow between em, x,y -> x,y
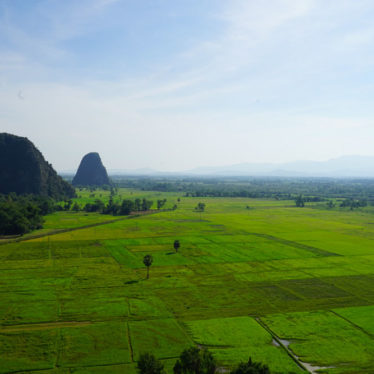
1,189 -> 374,373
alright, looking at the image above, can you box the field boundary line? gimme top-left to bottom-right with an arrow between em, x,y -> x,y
329,310 -> 374,338
126,321 -> 134,362
248,232 -> 339,257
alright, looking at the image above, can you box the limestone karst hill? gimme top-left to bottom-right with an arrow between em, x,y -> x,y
72,152 -> 111,186
0,133 -> 76,199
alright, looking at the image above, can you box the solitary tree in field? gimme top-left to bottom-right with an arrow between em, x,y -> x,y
173,240 -> 180,253
195,202 -> 206,220
143,254 -> 153,279
195,202 -> 205,212
137,353 -> 165,374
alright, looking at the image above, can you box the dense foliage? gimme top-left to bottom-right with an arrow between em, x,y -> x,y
82,197 -> 155,215
173,347 -> 216,374
137,353 -> 165,374
0,133 -> 76,199
137,349 -> 270,374
0,194 -> 56,235
231,358 -> 271,374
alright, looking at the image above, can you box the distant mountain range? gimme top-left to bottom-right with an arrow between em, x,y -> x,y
60,156 -> 374,178
185,156 -> 374,177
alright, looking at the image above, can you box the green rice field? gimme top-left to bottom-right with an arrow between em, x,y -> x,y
1,189 -> 374,373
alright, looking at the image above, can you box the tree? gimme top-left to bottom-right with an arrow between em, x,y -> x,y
327,200 -> 335,209
143,254 -> 153,279
157,198 -> 167,210
72,202 -> 80,212
230,357 -> 270,374
195,202 -> 205,212
137,353 -> 165,374
142,198 -> 153,211
120,199 -> 135,215
64,199 -> 73,211
174,240 -> 180,253
295,195 -> 304,207
173,347 -> 216,374
195,202 -> 206,220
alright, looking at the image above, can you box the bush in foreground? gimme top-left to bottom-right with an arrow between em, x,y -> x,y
137,353 -> 165,374
137,348 -> 272,374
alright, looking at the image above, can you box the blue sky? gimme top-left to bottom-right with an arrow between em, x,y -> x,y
1,0 -> 374,171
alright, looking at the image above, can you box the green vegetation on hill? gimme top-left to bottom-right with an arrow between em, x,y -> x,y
0,133 -> 75,199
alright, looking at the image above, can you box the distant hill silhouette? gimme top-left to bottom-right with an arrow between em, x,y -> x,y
0,133 -> 75,199
72,152 -> 111,186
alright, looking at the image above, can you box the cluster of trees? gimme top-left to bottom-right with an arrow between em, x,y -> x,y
137,347 -> 270,374
81,197 -> 155,216
0,194 -> 57,235
295,195 -> 326,207
339,198 -> 367,210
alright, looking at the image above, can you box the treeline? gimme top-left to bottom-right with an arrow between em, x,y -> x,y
137,346 -> 271,374
295,195 -> 369,210
0,194 -> 57,236
112,176 -> 374,201
71,197 -> 171,216
82,197 -> 155,216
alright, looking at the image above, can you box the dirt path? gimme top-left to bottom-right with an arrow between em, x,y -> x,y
0,320 -> 92,332
0,209 -> 169,246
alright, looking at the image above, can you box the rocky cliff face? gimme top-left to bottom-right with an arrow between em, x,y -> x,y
72,152 -> 111,186
0,133 -> 76,199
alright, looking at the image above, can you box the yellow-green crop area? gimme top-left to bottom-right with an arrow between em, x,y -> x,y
1,189 -> 374,373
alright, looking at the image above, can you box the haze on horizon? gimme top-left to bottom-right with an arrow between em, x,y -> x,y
1,0 -> 374,172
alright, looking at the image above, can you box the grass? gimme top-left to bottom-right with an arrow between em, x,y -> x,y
262,310 -> 374,373
0,190 -> 374,373
186,316 -> 303,373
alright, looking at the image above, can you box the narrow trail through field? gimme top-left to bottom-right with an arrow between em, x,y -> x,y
0,209 -> 167,245
0,320 -> 92,332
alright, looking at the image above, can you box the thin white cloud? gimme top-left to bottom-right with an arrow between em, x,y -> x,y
2,1 -> 374,170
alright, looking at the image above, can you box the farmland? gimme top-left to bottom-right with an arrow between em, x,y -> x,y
1,189 -> 374,373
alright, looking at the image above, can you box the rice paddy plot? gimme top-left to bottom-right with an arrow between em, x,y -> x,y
1,191 -> 374,372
